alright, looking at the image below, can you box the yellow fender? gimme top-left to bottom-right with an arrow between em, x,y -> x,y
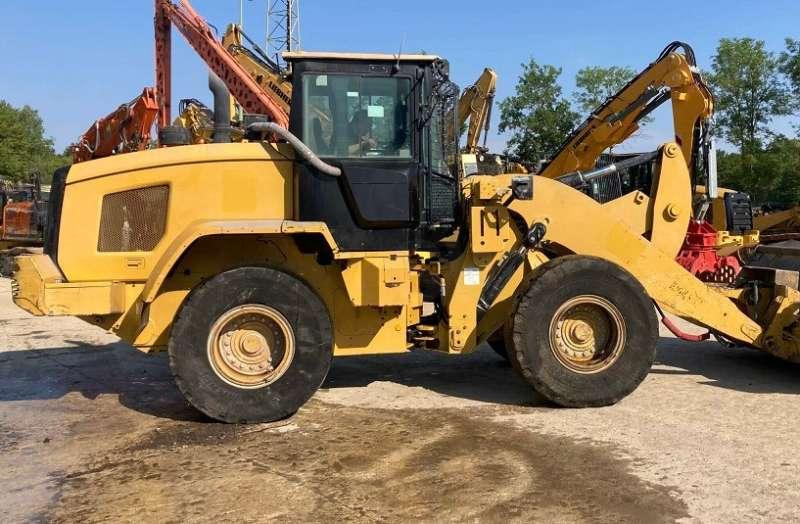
140,218 -> 339,304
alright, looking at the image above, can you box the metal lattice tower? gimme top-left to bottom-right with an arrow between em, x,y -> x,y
266,0 -> 300,67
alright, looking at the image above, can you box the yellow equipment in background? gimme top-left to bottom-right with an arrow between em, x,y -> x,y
171,98 -> 215,144
12,44 -> 800,425
222,24 -> 292,120
454,68 -> 527,176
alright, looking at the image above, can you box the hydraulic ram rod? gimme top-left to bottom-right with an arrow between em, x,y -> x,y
556,150 -> 660,188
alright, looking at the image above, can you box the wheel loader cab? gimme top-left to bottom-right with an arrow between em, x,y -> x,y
285,52 -> 460,252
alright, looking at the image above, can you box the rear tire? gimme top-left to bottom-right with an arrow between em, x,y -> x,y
168,266 -> 332,423
511,256 -> 657,407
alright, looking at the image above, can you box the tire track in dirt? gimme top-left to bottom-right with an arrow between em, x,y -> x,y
46,400 -> 689,522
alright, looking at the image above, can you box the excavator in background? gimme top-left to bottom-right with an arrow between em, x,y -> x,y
169,98 -> 215,144
72,0 -> 293,157
0,176 -> 48,275
222,24 -> 292,118
72,88 -> 159,163
166,23 -> 294,145
155,0 -> 289,133
456,68 -> 497,175
454,68 -> 528,176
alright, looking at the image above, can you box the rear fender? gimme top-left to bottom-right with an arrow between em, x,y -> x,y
126,219 -> 340,350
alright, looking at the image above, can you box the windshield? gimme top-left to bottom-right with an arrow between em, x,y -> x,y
302,74 -> 411,158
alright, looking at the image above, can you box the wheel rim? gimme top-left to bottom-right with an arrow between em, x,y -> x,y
207,304 -> 295,389
548,295 -> 626,374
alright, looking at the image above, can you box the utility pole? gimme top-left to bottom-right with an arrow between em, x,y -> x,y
266,0 -> 300,68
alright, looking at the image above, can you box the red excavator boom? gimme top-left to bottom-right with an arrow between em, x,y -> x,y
154,0 -> 290,130
72,88 -> 159,163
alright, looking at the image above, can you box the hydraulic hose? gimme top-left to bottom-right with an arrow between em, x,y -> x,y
248,122 -> 342,177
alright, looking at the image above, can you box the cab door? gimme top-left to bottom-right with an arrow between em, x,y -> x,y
291,63 -> 421,251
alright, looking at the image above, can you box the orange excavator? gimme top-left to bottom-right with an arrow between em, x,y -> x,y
72,0 -> 291,165
72,88 -> 159,163
0,176 -> 48,275
154,0 -> 289,133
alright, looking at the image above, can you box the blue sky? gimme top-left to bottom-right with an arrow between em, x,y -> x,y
1,0 -> 798,154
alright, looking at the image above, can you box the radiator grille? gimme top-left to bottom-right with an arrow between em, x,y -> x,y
98,185 -> 169,252
588,172 -> 623,203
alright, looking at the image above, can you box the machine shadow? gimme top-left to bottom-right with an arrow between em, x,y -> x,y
2,336 -> 795,424
0,341 -> 206,422
323,347 -> 548,407
652,337 -> 800,395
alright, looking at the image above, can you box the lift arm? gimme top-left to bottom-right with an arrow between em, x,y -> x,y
154,0 -> 289,130
72,88 -> 159,163
539,42 -> 713,179
456,68 -> 497,154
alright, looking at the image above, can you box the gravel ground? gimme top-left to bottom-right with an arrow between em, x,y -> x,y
0,278 -> 798,522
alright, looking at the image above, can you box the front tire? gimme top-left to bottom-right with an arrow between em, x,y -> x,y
511,256 -> 657,407
168,266 -> 332,423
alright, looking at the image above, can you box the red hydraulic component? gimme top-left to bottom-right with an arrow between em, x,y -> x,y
154,0 -> 289,131
675,220 -> 742,284
654,303 -> 711,342
73,88 -> 159,163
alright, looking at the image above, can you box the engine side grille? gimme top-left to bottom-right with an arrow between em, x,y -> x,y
98,185 -> 169,252
429,175 -> 457,223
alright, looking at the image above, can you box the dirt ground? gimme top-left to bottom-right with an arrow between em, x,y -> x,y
1,278 -> 799,523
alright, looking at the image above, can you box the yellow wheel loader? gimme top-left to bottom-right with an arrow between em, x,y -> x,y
12,49 -> 800,423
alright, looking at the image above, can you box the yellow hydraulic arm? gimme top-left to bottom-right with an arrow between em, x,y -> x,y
457,68 -> 497,154
539,42 -> 712,179
222,24 -> 293,116
753,206 -> 800,232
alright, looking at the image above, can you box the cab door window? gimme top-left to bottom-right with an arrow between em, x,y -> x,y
302,74 -> 412,158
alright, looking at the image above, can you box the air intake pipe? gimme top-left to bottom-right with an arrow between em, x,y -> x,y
208,72 -> 232,143
247,122 -> 342,177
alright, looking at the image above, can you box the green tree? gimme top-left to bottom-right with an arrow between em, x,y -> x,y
707,38 -> 792,167
498,59 -> 578,163
758,136 -> 800,204
0,100 -> 69,183
717,136 -> 800,203
573,66 -> 637,114
779,38 -> 800,98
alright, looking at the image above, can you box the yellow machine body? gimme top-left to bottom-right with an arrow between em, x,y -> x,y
13,143 -> 415,356
13,140 -> 800,364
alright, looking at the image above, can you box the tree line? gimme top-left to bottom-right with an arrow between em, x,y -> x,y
499,38 -> 800,204
0,101 -> 71,185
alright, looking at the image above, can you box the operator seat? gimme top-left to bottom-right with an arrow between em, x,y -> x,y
312,118 -> 332,156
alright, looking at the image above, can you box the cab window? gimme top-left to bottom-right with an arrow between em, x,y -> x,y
302,74 -> 411,158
